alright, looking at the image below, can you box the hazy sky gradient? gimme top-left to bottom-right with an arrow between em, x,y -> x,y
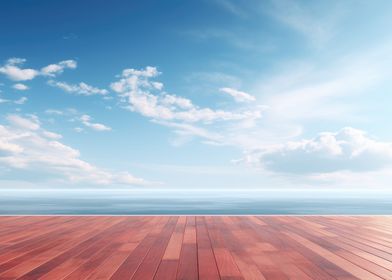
1,0 -> 392,191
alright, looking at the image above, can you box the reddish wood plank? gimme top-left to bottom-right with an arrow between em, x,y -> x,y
176,217 -> 198,280
12,217 -> 127,280
61,217 -> 155,280
283,231 -> 383,280
154,217 -> 186,280
0,216 -> 390,280
131,217 -> 178,280
196,217 -> 220,280
110,217 -> 170,280
86,243 -> 139,280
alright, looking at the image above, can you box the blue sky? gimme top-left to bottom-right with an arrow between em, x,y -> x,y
1,0 -> 392,191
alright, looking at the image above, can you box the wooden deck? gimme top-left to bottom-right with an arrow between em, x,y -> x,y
0,216 -> 391,279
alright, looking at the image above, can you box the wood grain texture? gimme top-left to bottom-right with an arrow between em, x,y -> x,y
0,216 -> 391,279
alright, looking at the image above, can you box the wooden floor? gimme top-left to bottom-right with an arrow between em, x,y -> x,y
0,217 -> 391,280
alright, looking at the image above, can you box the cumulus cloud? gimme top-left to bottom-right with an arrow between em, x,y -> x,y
0,58 -> 39,81
110,66 -> 262,123
80,114 -> 112,131
41,60 -> 77,76
13,83 -> 29,91
48,80 -> 108,96
219,87 -> 256,102
0,58 -> 77,81
0,115 -> 145,185
245,127 -> 392,174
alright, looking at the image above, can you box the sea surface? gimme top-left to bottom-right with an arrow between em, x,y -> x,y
0,189 -> 392,215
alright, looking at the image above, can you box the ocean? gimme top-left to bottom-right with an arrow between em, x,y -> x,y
0,188 -> 391,215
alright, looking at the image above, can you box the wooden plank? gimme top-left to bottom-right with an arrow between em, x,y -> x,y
61,217 -> 155,280
154,217 -> 186,280
217,217 -> 266,280
110,217 -> 170,280
0,217 -> 90,266
162,217 -> 186,260
131,217 -> 178,280
283,231 -> 383,280
0,216 -> 390,279
213,248 -> 243,280
176,217 -> 198,280
0,217 -> 111,277
196,217 -> 220,280
85,243 -> 139,280
12,217 -> 127,280
262,216 -> 353,279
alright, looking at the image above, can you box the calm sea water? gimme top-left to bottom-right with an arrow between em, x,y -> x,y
0,189 -> 392,215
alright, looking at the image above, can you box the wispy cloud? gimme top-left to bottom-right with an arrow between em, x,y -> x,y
153,120 -> 225,146
0,98 -> 9,104
44,109 -> 111,132
45,109 -> 64,115
48,80 -> 108,96
211,0 -> 249,17
264,0 -> 341,46
219,87 -> 255,102
254,43 -> 392,126
14,97 -> 28,105
208,0 -> 343,48
80,114 -> 112,132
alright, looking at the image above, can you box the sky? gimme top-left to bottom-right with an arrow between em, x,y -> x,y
1,0 -> 392,192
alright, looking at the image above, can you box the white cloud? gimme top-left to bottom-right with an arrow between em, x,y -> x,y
265,0 -> 340,46
250,43 -> 392,141
14,97 -> 28,105
80,114 -> 111,131
0,58 -> 39,81
219,87 -> 256,102
63,33 -> 78,40
110,66 -> 269,151
43,109 -> 110,132
212,0 -> 248,17
0,58 -> 76,81
6,58 -> 26,65
45,108 -> 80,116
13,83 -> 29,91
244,127 -> 392,174
111,66 -> 263,123
0,115 -> 145,185
154,120 -> 224,146
186,71 -> 242,89
7,114 -> 40,130
0,97 -> 9,104
41,60 -> 77,76
42,131 -> 62,140
48,80 -> 108,96
45,109 -> 64,115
